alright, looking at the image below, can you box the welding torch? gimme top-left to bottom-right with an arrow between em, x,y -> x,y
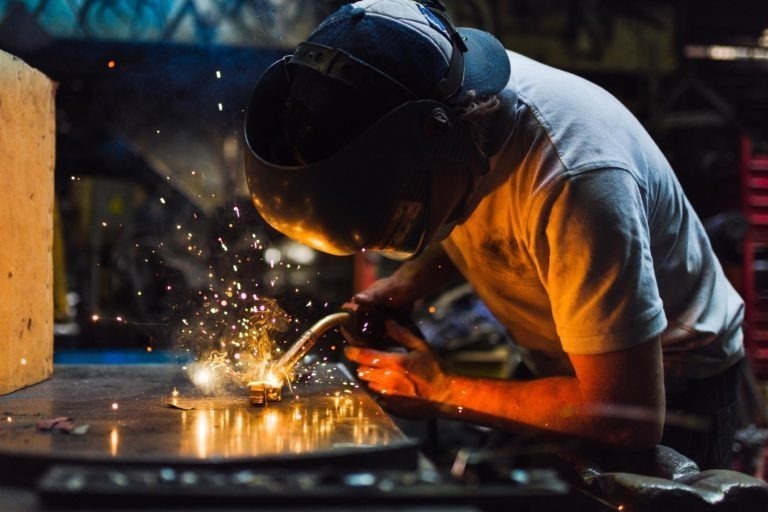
276,302 -> 420,373
275,311 -> 352,372
248,312 -> 350,405
250,304 -> 417,405
250,311 -> 351,406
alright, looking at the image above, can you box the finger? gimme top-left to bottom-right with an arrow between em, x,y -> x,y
385,319 -> 430,352
367,379 -> 415,398
340,324 -> 368,346
352,292 -> 374,304
355,366 -> 385,382
353,283 -> 398,307
345,346 -> 403,367
357,367 -> 394,387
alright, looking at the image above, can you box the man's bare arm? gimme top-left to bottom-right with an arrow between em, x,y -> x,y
353,243 -> 463,310
348,321 -> 665,450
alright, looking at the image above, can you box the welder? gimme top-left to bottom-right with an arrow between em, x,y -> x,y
243,0 -> 745,470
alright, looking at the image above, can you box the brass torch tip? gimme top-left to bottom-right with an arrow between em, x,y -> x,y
249,382 -> 282,406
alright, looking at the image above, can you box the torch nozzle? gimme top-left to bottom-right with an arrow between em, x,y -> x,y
275,311 -> 351,376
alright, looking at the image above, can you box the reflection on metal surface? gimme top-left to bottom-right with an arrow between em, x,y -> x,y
0,364 -> 411,464
110,428 -> 119,457
177,395 -> 393,459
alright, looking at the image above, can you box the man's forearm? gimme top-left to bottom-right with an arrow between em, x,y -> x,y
434,373 -> 659,449
392,243 -> 462,299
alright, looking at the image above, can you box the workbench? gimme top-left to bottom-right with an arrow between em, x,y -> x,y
0,362 -> 571,511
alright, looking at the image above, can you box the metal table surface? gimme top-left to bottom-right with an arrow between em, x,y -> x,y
0,363 -> 419,484
0,364 -> 576,511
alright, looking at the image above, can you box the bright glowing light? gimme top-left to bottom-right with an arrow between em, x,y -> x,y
107,60 -> 116,68
111,402 -> 119,410
285,242 -> 316,265
110,428 -> 119,456
196,368 -> 212,385
264,248 -> 282,264
20,358 -> 26,366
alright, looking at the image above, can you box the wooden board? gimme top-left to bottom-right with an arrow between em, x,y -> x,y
0,50 -> 56,395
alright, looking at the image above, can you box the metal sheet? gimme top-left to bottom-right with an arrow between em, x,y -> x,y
0,364 -> 418,481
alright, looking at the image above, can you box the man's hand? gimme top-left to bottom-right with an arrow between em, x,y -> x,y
341,275 -> 419,346
345,319 -> 450,416
349,328 -> 665,449
350,275 -> 418,313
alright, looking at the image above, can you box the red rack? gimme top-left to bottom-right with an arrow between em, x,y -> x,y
741,136 -> 768,378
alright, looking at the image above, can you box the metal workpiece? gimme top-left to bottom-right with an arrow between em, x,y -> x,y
0,364 -> 418,485
248,381 -> 282,405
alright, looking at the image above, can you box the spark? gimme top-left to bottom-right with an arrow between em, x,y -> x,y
215,70 -> 221,79
218,102 -> 223,111
160,197 -> 166,204
20,358 -> 26,366
107,60 -> 116,68
111,403 -> 119,410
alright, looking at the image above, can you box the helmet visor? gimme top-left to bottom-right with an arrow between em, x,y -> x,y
243,58 -> 487,259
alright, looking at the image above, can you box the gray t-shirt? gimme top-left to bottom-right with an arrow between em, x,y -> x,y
442,50 -> 744,379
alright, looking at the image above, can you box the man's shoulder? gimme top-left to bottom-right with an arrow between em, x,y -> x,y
505,51 -> 662,177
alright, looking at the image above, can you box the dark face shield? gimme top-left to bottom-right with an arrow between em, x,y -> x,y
243,58 -> 489,259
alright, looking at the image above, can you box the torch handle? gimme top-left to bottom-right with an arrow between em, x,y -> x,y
276,312 -> 351,373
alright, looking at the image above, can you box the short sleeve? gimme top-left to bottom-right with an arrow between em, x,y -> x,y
529,168 -> 667,354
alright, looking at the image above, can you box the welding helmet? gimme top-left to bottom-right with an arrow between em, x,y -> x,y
243,0 -> 510,259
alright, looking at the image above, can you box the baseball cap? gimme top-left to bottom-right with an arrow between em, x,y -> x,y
305,0 -> 511,103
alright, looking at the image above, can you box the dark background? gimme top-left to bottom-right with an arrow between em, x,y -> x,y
0,0 -> 765,355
